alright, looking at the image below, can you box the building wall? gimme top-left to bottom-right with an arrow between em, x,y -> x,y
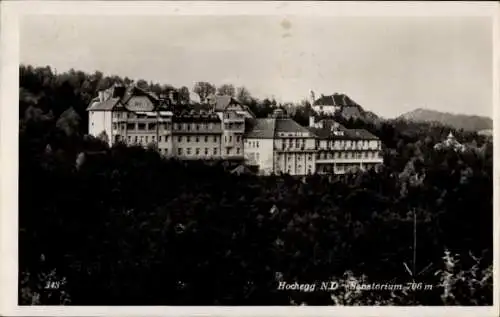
244,138 -> 274,175
273,136 -> 316,175
89,110 -> 113,145
173,134 -> 221,159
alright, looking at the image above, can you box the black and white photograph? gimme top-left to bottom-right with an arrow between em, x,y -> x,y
1,1 -> 498,315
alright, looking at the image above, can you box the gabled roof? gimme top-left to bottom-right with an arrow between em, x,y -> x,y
208,94 -> 256,118
208,95 -> 236,111
245,118 -> 276,139
87,98 -> 120,111
87,85 -> 159,111
275,118 -> 314,135
314,93 -> 360,107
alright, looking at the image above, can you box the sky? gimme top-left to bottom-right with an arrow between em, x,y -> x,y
20,14 -> 493,118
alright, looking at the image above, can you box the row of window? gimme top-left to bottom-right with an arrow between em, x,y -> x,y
317,151 -> 380,160
281,139 -> 308,149
277,154 -> 314,162
178,135 -> 219,143
276,164 -> 314,175
177,147 -> 241,156
223,122 -> 244,130
318,140 -> 380,149
116,122 -> 223,132
316,163 -> 376,173
246,140 -> 260,148
224,135 -> 241,143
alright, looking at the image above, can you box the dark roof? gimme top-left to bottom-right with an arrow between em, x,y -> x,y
346,129 -> 379,140
245,118 -> 276,139
87,98 -> 120,111
230,164 -> 254,175
314,93 -> 360,107
87,85 -> 159,111
275,118 -> 314,135
309,127 -> 379,140
314,95 -> 337,106
208,95 -> 256,118
208,95 -> 237,111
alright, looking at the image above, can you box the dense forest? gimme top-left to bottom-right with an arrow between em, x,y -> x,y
19,65 -> 493,305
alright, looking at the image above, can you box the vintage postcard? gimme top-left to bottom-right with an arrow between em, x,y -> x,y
0,1 -> 499,316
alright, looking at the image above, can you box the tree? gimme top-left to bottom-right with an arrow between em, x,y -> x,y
193,82 -> 216,104
217,84 -> 235,97
236,86 -> 252,104
178,86 -> 190,104
136,79 -> 149,90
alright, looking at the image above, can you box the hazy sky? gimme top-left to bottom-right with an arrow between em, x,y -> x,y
20,15 -> 493,118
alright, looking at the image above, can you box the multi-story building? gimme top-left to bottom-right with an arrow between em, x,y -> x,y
88,85 -> 384,175
208,95 -> 255,160
308,117 -> 383,174
244,109 -> 382,175
244,109 -> 316,175
172,111 -> 222,159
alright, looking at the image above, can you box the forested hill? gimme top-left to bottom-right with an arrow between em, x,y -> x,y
398,108 -> 493,132
19,65 -> 493,306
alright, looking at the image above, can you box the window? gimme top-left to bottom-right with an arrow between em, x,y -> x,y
113,123 -> 117,130
165,135 -> 169,142
140,136 -> 144,143
226,149 -> 230,155
236,148 -> 240,154
308,154 -> 312,161
225,136 -> 227,142
149,123 -> 157,131
213,136 -> 217,142
175,124 -> 179,130
298,165 -> 302,170
178,148 -> 182,155
151,136 -> 155,142
178,136 -> 182,142
196,124 -> 200,130
196,148 -> 200,155
205,148 -> 208,155
196,136 -> 199,142
127,123 -> 135,130
159,136 -> 162,142
187,124 -> 191,131
135,136 -> 138,143
214,148 -> 217,155
205,136 -> 208,142
256,141 -> 259,148
187,136 -> 191,142
127,136 -> 131,143
229,136 -> 232,142
165,148 -> 168,155
145,136 -> 149,143
138,123 -> 146,131
236,136 -> 240,142
187,148 -> 191,155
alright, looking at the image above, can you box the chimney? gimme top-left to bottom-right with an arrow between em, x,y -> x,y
310,90 -> 315,106
98,91 -> 105,102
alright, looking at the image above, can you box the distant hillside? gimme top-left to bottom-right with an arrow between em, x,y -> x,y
398,108 -> 492,131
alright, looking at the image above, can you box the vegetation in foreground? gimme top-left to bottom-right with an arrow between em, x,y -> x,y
19,65 -> 493,305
